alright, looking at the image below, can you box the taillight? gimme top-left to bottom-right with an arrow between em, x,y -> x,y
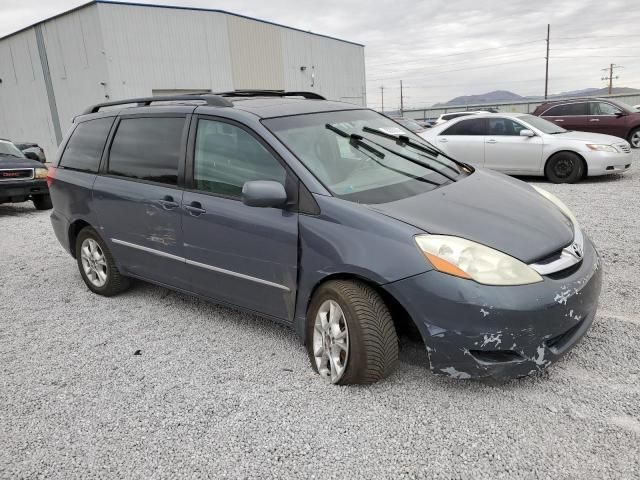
46,166 -> 56,188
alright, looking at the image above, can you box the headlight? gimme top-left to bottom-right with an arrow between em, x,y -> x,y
34,168 -> 48,179
586,143 -> 617,153
415,235 -> 543,286
531,185 -> 578,226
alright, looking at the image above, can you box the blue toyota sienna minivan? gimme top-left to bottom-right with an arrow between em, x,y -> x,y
48,91 -> 602,384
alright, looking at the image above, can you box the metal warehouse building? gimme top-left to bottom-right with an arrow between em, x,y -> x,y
0,1 -> 366,158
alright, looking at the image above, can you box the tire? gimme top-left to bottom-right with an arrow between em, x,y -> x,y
305,280 -> 398,385
32,194 -> 52,210
628,128 -> 640,149
75,226 -> 129,296
544,152 -> 585,184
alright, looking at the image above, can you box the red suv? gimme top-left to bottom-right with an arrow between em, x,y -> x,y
533,98 -> 640,148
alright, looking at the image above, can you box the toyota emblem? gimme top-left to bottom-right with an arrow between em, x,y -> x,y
571,242 -> 583,259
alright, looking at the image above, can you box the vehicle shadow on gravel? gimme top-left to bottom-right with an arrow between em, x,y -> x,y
0,203 -> 41,217
514,172 -> 631,184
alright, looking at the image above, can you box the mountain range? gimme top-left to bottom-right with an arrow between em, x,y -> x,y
434,87 -> 640,107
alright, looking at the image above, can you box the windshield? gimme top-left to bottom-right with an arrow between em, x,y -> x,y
0,141 -> 26,158
264,109 -> 467,204
520,114 -> 567,134
394,118 -> 424,132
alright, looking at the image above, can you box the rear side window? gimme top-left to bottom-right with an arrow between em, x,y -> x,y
193,119 -> 286,198
488,118 -> 527,136
442,118 -> 486,135
542,103 -> 588,116
60,117 -> 113,172
108,117 -> 184,185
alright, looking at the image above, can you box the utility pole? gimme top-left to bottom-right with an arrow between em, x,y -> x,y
601,64 -> 623,95
400,80 -> 404,115
380,85 -> 385,113
544,24 -> 550,99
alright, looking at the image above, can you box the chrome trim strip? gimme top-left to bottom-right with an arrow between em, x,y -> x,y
111,238 -> 185,262
529,225 -> 584,275
185,259 -> 291,292
111,238 -> 290,292
0,168 -> 34,182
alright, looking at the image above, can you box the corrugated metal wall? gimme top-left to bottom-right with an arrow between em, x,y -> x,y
0,2 -> 365,158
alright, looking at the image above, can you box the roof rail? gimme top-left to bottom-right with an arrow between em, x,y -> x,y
81,93 -> 233,114
217,90 -> 326,100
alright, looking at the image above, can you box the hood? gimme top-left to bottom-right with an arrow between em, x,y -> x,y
367,169 -> 574,263
555,130 -> 626,144
0,155 -> 45,169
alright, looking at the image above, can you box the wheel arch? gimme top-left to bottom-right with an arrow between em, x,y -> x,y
67,219 -> 92,258
297,272 -> 423,345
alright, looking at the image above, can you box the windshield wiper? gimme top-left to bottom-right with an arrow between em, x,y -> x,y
361,126 -> 463,177
325,124 -> 441,187
326,124 -> 385,159
354,128 -> 458,182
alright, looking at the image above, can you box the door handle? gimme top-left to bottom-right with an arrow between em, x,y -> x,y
555,119 -> 564,122
589,118 -> 600,122
438,138 -> 448,143
184,201 -> 206,216
486,139 -> 497,144
158,195 -> 179,210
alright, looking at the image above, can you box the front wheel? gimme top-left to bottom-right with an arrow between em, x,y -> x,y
32,194 -> 52,210
628,128 -> 640,148
306,280 -> 398,385
545,152 -> 584,184
75,227 -> 129,296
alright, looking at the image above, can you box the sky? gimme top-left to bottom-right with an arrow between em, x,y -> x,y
1,0 -> 639,110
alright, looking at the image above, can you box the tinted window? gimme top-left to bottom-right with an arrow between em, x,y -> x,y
193,119 -> 286,198
488,118 -> 527,136
108,117 -> 184,185
542,103 -> 588,116
442,118 -> 486,135
60,118 -> 113,172
590,102 -> 621,115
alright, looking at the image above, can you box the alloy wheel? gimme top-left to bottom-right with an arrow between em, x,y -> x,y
313,300 -> 349,383
80,238 -> 108,288
554,157 -> 574,179
631,131 -> 640,148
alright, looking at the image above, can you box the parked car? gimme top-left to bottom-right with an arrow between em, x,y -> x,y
14,142 -> 47,163
533,97 -> 640,148
435,109 -> 496,125
421,113 -> 632,183
0,139 -> 52,209
388,116 -> 427,133
49,91 -> 602,384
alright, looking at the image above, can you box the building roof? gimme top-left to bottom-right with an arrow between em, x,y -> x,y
0,0 -> 364,47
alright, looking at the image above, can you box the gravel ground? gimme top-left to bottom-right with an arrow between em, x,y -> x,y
1,158 -> 639,479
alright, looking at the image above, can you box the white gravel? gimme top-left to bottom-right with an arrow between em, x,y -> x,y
1,158 -> 639,479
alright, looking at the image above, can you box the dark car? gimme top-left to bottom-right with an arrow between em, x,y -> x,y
0,139 -> 52,209
48,91 -> 602,385
14,142 -> 47,163
533,97 -> 640,148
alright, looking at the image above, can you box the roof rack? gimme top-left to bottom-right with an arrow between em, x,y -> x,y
81,93 -> 233,114
217,90 -> 326,100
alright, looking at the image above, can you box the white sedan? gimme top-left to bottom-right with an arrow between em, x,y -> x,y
419,113 -> 633,183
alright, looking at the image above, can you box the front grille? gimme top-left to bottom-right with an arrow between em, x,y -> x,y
0,168 -> 34,181
617,143 -> 631,153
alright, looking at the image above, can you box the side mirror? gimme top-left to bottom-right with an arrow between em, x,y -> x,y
241,180 -> 287,208
24,151 -> 39,160
615,111 -> 625,117
519,129 -> 535,137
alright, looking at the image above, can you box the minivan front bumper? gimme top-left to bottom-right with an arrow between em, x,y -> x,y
383,236 -> 602,380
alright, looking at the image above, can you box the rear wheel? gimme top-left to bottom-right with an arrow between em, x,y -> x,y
545,152 -> 584,184
306,280 -> 398,385
75,227 -> 129,296
32,194 -> 52,210
628,128 -> 640,148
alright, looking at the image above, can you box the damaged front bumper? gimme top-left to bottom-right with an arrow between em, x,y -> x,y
384,236 -> 603,380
